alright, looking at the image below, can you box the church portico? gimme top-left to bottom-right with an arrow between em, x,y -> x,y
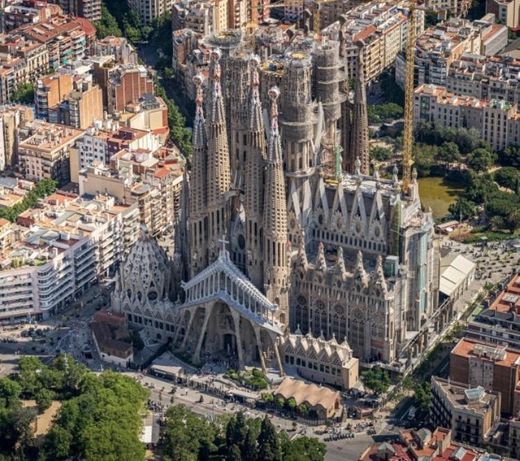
176,242 -> 284,369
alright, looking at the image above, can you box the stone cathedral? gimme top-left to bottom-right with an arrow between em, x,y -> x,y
112,35 -> 439,378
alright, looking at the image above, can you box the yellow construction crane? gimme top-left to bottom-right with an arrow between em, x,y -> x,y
314,0 -> 335,38
402,0 -> 416,194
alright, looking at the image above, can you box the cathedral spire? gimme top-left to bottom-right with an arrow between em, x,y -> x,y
268,86 -> 283,163
193,74 -> 206,148
249,55 -> 263,131
263,86 -> 289,326
206,49 -> 231,262
244,55 -> 267,289
349,51 -> 369,175
188,74 -> 208,276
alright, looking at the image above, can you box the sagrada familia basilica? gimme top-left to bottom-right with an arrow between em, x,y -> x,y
112,32 -> 445,386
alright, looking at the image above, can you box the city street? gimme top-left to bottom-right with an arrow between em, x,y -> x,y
128,371 -> 388,460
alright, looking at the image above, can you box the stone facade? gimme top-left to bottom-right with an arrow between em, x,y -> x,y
113,38 -> 441,378
278,331 -> 359,390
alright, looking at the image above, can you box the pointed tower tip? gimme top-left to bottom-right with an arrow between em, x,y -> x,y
209,48 -> 222,85
193,74 -> 205,147
267,86 -> 282,163
269,85 -> 280,103
193,74 -> 204,110
248,54 -> 263,131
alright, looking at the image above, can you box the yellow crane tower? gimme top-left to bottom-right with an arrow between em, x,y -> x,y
402,0 -> 416,194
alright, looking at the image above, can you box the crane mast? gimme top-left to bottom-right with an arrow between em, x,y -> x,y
402,0 -> 416,194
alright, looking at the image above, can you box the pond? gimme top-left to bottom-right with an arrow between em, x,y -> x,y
417,177 -> 464,220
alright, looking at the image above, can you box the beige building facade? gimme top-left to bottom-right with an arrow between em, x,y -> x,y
414,83 -> 520,152
18,122 -> 83,185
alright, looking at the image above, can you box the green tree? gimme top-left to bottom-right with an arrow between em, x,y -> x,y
0,378 -> 21,408
275,397 -> 285,409
162,405 -> 217,461
413,143 -> 437,176
16,356 -> 45,397
499,145 -> 520,167
489,215 -> 505,231
243,428 -> 258,460
226,412 -> 248,452
0,407 -> 34,457
227,444 -> 242,461
368,103 -> 404,124
485,191 -> 520,224
35,388 -> 53,413
12,83 -> 34,104
448,197 -> 477,220
361,368 -> 391,395
94,4 -> 122,38
506,208 -> 520,233
44,426 -> 72,460
414,382 -> 432,412
467,148 -> 496,171
286,398 -> 297,410
297,403 -> 308,416
370,146 -> 393,162
282,436 -> 326,461
494,167 -> 520,190
464,173 -> 498,204
257,416 -> 281,461
437,141 -> 460,162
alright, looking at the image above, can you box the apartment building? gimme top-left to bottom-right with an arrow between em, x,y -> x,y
18,121 -> 83,185
315,0 -> 361,29
18,14 -> 96,69
0,193 -> 139,323
324,0 -> 425,83
430,376 -> 501,447
486,0 -> 520,31
467,273 -> 520,351
127,0 -> 173,25
360,428 -> 488,461
6,35 -> 50,76
0,104 -> 33,170
50,81 -> 103,129
450,338 -> 520,416
421,0 -> 471,16
1,0 -> 63,33
35,73 -> 73,120
0,34 -> 50,103
105,65 -> 154,113
177,0 -> 230,35
92,36 -> 137,65
50,0 -> 102,22
283,0 -> 303,22
73,125 -> 163,172
447,54 -> 520,106
414,84 -> 520,151
0,176 -> 35,208
78,147 -> 184,237
124,94 -> 169,143
396,15 -> 507,88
